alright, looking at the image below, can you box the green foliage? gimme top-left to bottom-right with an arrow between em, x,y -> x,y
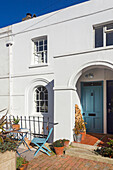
0,109 -> 18,153
13,117 -> 20,124
53,139 -> 64,147
0,136 -> 17,153
95,138 -> 113,158
107,139 -> 113,148
63,139 -> 69,143
16,157 -> 28,169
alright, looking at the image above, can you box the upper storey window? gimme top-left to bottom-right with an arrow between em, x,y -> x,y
33,36 -> 47,64
95,23 -> 113,48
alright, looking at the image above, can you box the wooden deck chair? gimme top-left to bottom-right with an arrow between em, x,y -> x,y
31,128 -> 53,156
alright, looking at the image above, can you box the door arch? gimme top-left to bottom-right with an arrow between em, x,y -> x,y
68,61 -> 113,89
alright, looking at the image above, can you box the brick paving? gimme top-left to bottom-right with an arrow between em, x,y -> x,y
27,154 -> 113,170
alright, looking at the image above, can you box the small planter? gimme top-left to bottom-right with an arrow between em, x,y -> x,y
19,163 -> 29,170
12,124 -> 20,130
54,146 -> 64,155
74,134 -> 82,142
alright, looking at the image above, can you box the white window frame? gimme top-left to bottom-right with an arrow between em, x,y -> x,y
32,36 -> 47,65
94,23 -> 113,48
34,86 -> 48,113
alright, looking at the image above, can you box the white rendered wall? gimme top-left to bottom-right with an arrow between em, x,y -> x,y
11,0 -> 113,141
1,0 -> 113,141
0,26 -> 12,111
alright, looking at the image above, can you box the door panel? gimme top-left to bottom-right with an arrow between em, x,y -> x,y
107,80 -> 113,134
81,82 -> 103,133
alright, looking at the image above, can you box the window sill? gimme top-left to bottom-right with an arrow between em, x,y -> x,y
94,45 -> 113,50
31,112 -> 49,117
29,63 -> 48,68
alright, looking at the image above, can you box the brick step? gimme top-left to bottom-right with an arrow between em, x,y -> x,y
65,146 -> 113,164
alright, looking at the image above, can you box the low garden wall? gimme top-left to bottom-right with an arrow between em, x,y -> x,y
0,151 -> 16,170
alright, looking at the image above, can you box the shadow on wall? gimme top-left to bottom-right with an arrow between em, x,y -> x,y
42,80 -> 54,143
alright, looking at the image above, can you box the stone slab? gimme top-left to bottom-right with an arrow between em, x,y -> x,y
66,147 -> 113,164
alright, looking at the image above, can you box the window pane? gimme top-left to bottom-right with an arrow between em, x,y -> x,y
106,32 -> 113,46
45,94 -> 48,100
95,27 -> 103,48
39,41 -> 43,46
40,92 -> 44,100
44,40 -> 47,45
39,46 -> 43,51
44,45 -> 47,50
46,101 -> 48,106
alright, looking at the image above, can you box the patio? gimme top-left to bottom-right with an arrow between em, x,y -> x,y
27,152 -> 113,170
16,132 -> 113,169
17,146 -> 113,170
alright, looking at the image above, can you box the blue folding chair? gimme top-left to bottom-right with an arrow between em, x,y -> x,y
31,128 -> 53,156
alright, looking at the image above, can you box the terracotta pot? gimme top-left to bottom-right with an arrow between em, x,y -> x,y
80,131 -> 86,141
64,141 -> 69,147
19,163 -> 29,170
12,124 -> 20,130
54,146 -> 64,155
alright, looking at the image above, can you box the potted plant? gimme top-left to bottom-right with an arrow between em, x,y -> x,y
73,119 -> 86,142
16,157 -> 29,170
53,139 -> 64,155
0,109 -> 17,169
12,117 -> 20,130
73,105 -> 86,142
63,139 -> 70,147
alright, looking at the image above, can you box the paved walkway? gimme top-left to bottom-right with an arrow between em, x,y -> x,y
27,154 -> 113,170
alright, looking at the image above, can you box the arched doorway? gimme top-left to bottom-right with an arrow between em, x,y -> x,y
69,62 -> 113,134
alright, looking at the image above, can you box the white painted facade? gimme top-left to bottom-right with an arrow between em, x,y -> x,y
0,0 -> 113,141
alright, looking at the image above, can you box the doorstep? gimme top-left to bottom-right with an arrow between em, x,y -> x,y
65,146 -> 113,164
65,133 -> 113,164
71,142 -> 98,150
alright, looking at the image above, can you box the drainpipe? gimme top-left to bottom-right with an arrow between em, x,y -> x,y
6,39 -> 14,114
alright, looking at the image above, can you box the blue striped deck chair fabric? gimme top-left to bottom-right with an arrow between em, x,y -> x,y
31,128 -> 53,156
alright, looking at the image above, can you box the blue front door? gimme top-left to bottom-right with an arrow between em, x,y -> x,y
81,82 -> 103,133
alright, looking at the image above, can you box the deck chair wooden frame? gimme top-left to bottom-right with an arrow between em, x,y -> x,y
31,128 -> 53,156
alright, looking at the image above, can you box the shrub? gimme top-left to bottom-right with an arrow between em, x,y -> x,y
16,157 -> 28,169
0,110 -> 18,153
95,138 -> 113,158
0,137 -> 17,153
53,139 -> 64,147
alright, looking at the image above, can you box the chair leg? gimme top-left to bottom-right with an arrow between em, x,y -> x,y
33,143 -> 51,156
43,145 -> 52,153
34,147 -> 51,156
